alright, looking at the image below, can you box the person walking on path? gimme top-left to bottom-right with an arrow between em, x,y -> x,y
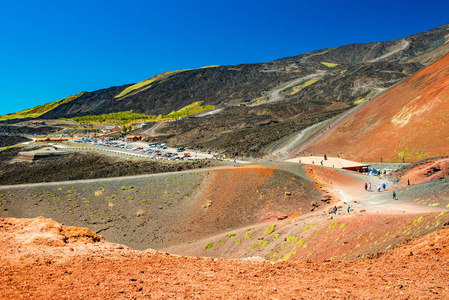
377,185 -> 381,192
393,191 -> 397,200
407,179 -> 410,185
333,206 -> 338,215
382,183 -> 386,190
369,183 -> 372,191
365,182 -> 368,191
347,204 -> 350,214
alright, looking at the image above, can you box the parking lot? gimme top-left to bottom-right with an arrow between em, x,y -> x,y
65,138 -> 216,161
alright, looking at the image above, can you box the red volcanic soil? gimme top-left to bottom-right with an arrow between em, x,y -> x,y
399,157 -> 449,185
299,52 -> 449,163
1,217 -> 449,299
2,161 -> 449,298
324,102 -> 351,111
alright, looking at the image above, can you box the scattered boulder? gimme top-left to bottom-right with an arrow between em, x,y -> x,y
321,194 -> 332,204
443,220 -> 449,228
310,201 -> 319,211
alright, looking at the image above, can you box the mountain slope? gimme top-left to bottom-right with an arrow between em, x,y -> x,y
0,23 -> 443,121
0,92 -> 85,121
40,64 -> 299,118
296,51 -> 449,162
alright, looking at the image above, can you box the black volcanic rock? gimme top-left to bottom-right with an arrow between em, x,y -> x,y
36,24 -> 448,119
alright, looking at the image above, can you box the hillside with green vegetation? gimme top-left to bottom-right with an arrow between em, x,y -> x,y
71,102 -> 217,127
0,92 -> 84,121
115,65 -> 222,100
72,111 -> 156,124
114,70 -> 185,99
2,24 -> 447,126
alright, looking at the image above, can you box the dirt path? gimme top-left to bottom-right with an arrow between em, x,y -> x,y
278,84 -> 386,160
308,164 -> 446,218
267,72 -> 324,102
368,39 -> 410,62
264,120 -> 330,161
144,122 -> 163,137
195,108 -> 223,117
249,72 -> 324,107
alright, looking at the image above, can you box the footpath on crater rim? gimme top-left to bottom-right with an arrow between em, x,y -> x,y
2,157 -> 449,299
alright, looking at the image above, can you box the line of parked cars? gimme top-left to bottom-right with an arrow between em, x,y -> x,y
70,139 -> 191,160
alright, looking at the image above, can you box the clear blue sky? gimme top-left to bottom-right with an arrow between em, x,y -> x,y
0,0 -> 448,116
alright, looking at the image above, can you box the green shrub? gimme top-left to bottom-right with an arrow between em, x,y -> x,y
122,186 -> 135,190
264,224 -> 276,234
286,236 -> 298,243
205,243 -> 213,249
259,241 -> 269,247
283,253 -> 294,261
328,222 -> 338,231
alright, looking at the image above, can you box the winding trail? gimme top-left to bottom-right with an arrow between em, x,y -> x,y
275,81 -> 387,161
249,72 -> 324,106
144,122 -> 164,137
195,108 -> 223,117
368,39 -> 410,62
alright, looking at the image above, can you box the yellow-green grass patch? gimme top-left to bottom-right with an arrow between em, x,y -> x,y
289,78 -> 321,95
115,70 -> 184,99
116,66 -> 221,99
353,90 -> 379,105
0,92 -> 84,121
321,62 -> 339,68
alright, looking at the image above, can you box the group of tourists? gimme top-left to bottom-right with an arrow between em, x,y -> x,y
364,181 -> 400,200
365,182 -> 387,192
333,177 -> 409,217
364,182 -> 371,191
332,204 -> 351,215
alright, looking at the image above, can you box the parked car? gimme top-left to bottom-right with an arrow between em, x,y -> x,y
177,147 -> 185,152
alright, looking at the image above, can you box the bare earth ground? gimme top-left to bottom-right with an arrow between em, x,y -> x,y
295,52 -> 449,163
0,217 -> 448,299
1,159 -> 449,298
